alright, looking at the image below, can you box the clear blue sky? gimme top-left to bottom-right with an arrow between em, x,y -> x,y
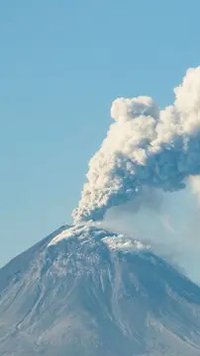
1,0 -> 200,266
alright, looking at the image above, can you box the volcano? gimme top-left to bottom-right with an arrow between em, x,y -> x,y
0,223 -> 200,355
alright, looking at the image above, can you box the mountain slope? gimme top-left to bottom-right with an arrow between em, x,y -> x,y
0,223 -> 200,356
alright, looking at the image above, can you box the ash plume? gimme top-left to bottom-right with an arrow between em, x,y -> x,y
73,67 -> 200,223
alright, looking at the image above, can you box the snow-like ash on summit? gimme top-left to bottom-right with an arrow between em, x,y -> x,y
73,67 -> 200,223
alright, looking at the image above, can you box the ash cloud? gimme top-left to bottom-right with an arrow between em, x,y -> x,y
101,185 -> 200,284
73,67 -> 200,223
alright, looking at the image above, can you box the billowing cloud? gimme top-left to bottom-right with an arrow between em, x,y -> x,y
72,67 -> 200,223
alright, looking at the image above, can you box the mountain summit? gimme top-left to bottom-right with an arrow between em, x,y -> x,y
0,223 -> 200,355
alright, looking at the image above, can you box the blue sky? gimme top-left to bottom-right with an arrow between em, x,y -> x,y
1,0 -> 200,266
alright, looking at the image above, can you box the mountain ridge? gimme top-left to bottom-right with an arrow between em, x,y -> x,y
0,224 -> 200,355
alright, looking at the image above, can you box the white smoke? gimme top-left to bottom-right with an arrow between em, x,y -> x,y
73,66 -> 200,223
101,184 -> 200,284
189,175 -> 200,204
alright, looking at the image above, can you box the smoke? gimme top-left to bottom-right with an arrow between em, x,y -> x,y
189,175 -> 200,204
73,66 -> 200,223
101,184 -> 200,283
71,66 -> 200,283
